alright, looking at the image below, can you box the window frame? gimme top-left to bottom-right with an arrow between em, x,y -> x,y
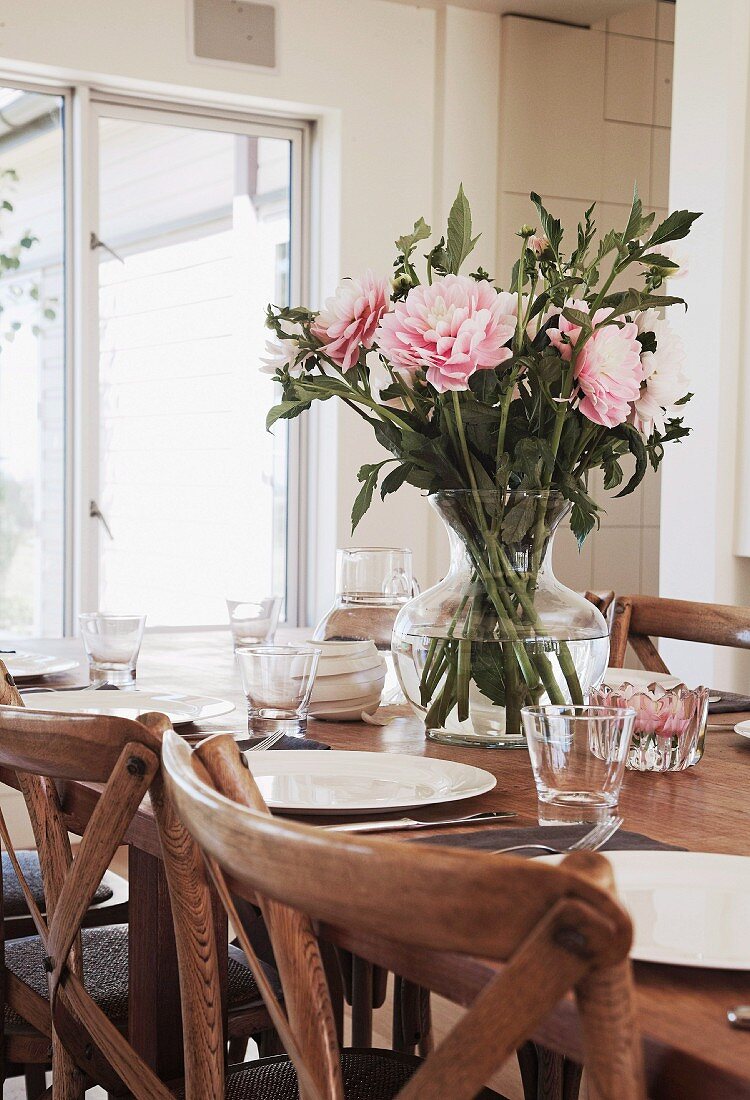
0,72 -> 312,633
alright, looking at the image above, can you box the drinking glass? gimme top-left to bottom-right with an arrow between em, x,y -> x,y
521,704 -> 635,824
236,644 -> 321,738
78,613 -> 147,686
226,596 -> 283,648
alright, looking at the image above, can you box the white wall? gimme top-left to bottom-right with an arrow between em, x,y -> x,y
0,0 -> 506,623
661,0 -> 750,689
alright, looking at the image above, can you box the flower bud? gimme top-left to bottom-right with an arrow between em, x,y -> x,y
391,272 -> 413,293
517,224 -> 536,239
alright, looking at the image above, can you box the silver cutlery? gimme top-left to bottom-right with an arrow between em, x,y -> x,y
322,810 -> 516,833
728,1006 -> 750,1030
490,814 -> 624,856
247,730 -> 286,752
20,683 -> 116,693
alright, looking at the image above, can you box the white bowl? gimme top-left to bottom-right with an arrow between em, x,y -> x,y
315,653 -> 386,677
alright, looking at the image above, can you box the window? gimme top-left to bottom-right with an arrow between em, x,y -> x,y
0,85 -> 66,635
0,84 -> 308,635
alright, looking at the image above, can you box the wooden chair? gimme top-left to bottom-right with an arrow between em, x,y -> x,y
0,665 -> 275,1098
160,728 -> 646,1100
609,595 -> 750,671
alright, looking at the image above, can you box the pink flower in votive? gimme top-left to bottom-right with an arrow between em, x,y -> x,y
311,271 -> 391,372
375,274 -> 517,393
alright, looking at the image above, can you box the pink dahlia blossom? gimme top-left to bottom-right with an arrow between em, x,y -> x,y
574,317 -> 644,428
375,274 -> 516,393
311,271 -> 390,372
631,310 -> 689,435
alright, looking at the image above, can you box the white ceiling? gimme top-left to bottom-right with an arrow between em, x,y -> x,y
382,0 -> 639,26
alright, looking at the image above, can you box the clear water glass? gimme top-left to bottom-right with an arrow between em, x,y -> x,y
79,613 -> 147,686
236,644 -> 321,738
226,596 -> 283,648
521,704 -> 634,824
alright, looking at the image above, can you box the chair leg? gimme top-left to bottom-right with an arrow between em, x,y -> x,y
517,1044 -> 584,1100
257,1028 -> 286,1057
392,978 -> 433,1056
350,955 -> 373,1047
24,1065 -> 48,1099
227,1037 -> 248,1064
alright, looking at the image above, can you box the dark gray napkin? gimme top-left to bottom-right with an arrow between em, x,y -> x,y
412,825 -> 683,854
708,690 -> 750,714
238,734 -> 331,751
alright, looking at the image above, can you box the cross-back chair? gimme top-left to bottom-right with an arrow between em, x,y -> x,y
0,666 -> 275,1099
609,595 -> 750,671
161,729 -> 646,1100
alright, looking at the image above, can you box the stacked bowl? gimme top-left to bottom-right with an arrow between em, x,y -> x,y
307,639 -> 387,721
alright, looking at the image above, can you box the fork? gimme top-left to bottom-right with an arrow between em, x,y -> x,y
490,814 -> 624,856
247,730 -> 286,752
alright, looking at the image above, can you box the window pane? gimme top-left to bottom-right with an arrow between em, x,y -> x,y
0,88 -> 66,636
96,116 -> 291,626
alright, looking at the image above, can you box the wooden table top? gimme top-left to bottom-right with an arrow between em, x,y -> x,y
6,630 -> 750,1098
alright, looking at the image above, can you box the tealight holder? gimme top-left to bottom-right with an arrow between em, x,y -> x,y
590,682 -> 709,772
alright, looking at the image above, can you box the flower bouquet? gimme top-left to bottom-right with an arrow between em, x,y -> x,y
262,187 -> 700,744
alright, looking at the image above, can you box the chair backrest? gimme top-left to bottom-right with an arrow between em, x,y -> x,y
0,664 -> 189,1099
584,590 -> 616,630
163,729 -> 646,1100
609,595 -> 750,671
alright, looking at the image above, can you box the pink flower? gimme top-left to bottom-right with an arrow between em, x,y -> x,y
575,318 -> 644,428
375,274 -> 516,393
546,298 -> 589,362
311,271 -> 391,372
630,310 -> 689,435
529,234 -> 550,257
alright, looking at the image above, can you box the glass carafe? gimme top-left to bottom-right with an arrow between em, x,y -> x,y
313,548 -> 415,702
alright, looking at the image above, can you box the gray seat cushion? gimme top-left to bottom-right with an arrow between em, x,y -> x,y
4,924 -> 262,1030
3,851 -> 112,918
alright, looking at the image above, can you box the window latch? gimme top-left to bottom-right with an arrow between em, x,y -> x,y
89,499 -> 114,540
90,232 -> 125,264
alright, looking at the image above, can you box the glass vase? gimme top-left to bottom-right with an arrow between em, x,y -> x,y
392,490 -> 609,748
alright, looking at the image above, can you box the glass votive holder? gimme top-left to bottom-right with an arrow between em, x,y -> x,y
521,704 -> 634,824
78,613 -> 147,686
226,596 -> 283,649
590,683 -> 709,772
236,644 -> 321,739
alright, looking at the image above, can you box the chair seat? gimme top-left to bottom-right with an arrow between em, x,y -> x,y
2,851 -> 112,917
189,1051 -> 507,1099
4,924 -> 263,1031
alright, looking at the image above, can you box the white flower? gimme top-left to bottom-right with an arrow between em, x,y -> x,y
631,312 -> 689,434
260,321 -> 311,377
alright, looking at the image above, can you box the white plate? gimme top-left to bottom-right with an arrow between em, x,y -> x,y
601,667 -> 682,691
734,720 -> 750,739
242,749 -> 496,815
542,850 -> 750,969
1,650 -> 80,679
24,688 -> 234,727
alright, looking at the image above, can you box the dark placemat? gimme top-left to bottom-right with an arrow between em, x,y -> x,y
412,825 -> 683,854
238,734 -> 331,751
709,689 -> 750,714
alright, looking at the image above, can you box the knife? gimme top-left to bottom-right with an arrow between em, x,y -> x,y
321,810 -> 516,833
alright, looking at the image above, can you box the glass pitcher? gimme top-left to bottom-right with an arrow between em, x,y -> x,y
313,548 -> 416,703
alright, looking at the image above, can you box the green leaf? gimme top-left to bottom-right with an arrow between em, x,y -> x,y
446,185 -> 480,274
351,461 -> 391,532
529,192 -> 563,255
561,306 -> 592,330
471,642 -> 506,707
615,426 -> 648,497
570,502 -> 597,546
395,217 -> 431,259
265,399 -> 311,430
622,183 -> 644,244
500,496 -> 537,543
645,209 -> 702,250
380,463 -> 413,500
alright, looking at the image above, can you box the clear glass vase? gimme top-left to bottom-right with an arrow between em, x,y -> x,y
392,490 -> 609,748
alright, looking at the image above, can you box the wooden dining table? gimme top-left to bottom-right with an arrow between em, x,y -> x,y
2,629 -> 750,1099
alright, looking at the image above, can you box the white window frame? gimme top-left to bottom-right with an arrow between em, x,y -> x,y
0,73 -> 312,633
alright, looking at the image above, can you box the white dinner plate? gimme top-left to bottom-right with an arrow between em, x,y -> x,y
242,749 -> 496,815
734,720 -> 750,739
601,667 -> 682,691
0,650 -> 80,679
542,850 -> 750,969
24,688 -> 234,727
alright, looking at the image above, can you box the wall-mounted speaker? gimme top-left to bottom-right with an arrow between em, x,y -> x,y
190,0 -> 277,71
